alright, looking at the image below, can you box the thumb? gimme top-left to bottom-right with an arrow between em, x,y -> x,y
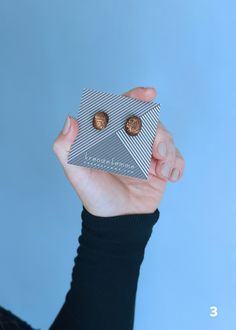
52,115 -> 79,166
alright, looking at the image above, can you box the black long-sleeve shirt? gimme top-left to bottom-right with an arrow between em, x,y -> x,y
0,205 -> 160,330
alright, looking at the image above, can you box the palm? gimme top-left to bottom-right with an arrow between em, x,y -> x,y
64,156 -> 166,217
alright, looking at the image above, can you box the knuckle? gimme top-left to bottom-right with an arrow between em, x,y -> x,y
167,132 -> 174,143
177,154 -> 185,168
168,142 -> 176,159
52,140 -> 59,153
176,158 -> 185,179
157,130 -> 173,146
157,122 -> 174,144
162,129 -> 174,143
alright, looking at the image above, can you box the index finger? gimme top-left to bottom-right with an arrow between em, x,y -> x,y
122,86 -> 157,102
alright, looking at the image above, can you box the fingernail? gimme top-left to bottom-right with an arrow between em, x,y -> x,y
171,168 -> 180,181
157,142 -> 167,157
62,116 -> 71,135
161,163 -> 171,178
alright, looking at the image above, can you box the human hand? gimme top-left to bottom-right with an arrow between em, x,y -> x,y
52,87 -> 185,217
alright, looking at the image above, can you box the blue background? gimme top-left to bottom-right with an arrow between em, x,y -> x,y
0,0 -> 235,329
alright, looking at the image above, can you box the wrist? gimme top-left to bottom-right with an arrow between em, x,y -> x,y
81,205 -> 160,255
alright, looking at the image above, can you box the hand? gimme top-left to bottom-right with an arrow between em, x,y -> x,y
52,87 -> 185,217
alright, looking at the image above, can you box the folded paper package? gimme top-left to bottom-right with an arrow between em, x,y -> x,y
67,88 -> 161,180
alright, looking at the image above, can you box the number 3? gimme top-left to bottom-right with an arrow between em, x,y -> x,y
210,306 -> 218,317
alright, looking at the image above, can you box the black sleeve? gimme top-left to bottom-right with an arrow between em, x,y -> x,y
49,205 -> 160,330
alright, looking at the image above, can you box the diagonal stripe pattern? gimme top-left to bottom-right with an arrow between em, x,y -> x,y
68,88 -> 160,160
67,88 -> 161,180
116,106 -> 160,177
